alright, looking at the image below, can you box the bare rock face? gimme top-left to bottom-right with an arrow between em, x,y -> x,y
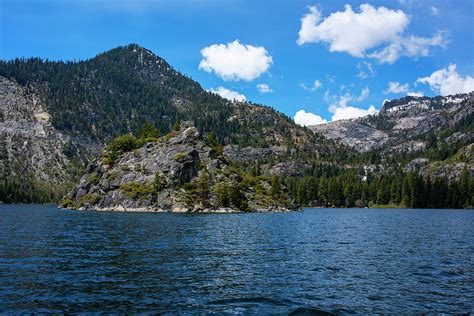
404,158 -> 430,173
309,93 -> 473,154
64,122 -> 297,212
264,161 -> 309,177
0,76 -> 90,183
418,144 -> 474,181
311,120 -> 389,153
224,145 -> 287,163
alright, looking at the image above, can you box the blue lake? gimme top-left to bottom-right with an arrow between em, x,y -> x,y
0,205 -> 473,314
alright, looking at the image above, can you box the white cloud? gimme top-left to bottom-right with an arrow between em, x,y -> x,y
384,81 -> 410,94
407,91 -> 424,97
369,31 -> 448,64
209,87 -> 246,102
330,104 -> 378,121
300,79 -> 322,92
294,87 -> 375,126
294,109 -> 328,126
431,6 -> 439,16
324,89 -> 377,121
356,62 -> 375,79
297,4 -> 408,55
256,83 -> 273,93
417,64 -> 474,96
297,4 -> 448,64
199,40 -> 272,81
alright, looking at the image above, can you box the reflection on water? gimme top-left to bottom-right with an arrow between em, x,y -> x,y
0,205 -> 473,314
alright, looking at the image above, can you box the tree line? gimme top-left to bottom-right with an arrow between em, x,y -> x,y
278,166 -> 473,209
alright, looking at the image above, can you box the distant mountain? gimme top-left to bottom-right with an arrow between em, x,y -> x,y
310,93 -> 473,180
311,93 -> 473,152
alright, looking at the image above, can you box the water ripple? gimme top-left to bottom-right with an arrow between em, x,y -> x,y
0,205 -> 473,314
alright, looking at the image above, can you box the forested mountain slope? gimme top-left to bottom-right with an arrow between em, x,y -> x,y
0,44 -> 345,202
0,44 -> 331,155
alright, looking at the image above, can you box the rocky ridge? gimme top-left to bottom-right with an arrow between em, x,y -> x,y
310,92 -> 473,181
310,93 -> 473,153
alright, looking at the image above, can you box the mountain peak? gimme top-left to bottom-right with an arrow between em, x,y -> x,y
379,93 -> 471,115
94,43 -> 166,65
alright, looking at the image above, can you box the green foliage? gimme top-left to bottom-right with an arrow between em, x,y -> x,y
163,130 -> 178,142
271,176 -> 281,198
173,152 -> 187,162
137,121 -> 160,139
228,184 -> 249,211
79,193 -> 101,206
185,129 -> 196,137
153,173 -> 166,191
90,172 -> 100,185
59,197 -> 75,208
103,134 -> 140,165
197,172 -> 211,207
120,182 -> 155,199
215,183 -> 230,207
173,121 -> 181,131
282,168 -> 473,209
207,132 -> 218,147
0,176 -> 72,204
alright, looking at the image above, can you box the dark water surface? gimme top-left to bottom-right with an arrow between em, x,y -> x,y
0,205 -> 473,314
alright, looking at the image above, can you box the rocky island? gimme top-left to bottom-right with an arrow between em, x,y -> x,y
61,121 -> 298,212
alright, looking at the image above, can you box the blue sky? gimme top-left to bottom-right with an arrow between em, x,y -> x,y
1,0 -> 473,125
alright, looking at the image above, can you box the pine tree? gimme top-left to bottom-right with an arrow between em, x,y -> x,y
271,176 -> 281,199
459,166 -> 470,207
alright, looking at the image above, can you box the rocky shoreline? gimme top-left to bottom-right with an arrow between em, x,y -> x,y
61,205 -> 297,213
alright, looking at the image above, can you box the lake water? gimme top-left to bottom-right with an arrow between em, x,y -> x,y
0,205 -> 473,314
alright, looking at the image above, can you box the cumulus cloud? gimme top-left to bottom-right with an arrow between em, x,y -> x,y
297,4 -> 408,55
417,64 -> 474,96
300,80 -> 322,92
324,88 -> 377,121
330,104 -> 378,121
209,87 -> 246,102
297,4 -> 448,64
256,83 -> 273,93
431,6 -> 439,16
294,109 -> 328,126
199,40 -> 272,81
384,81 -> 409,94
294,86 -> 376,126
